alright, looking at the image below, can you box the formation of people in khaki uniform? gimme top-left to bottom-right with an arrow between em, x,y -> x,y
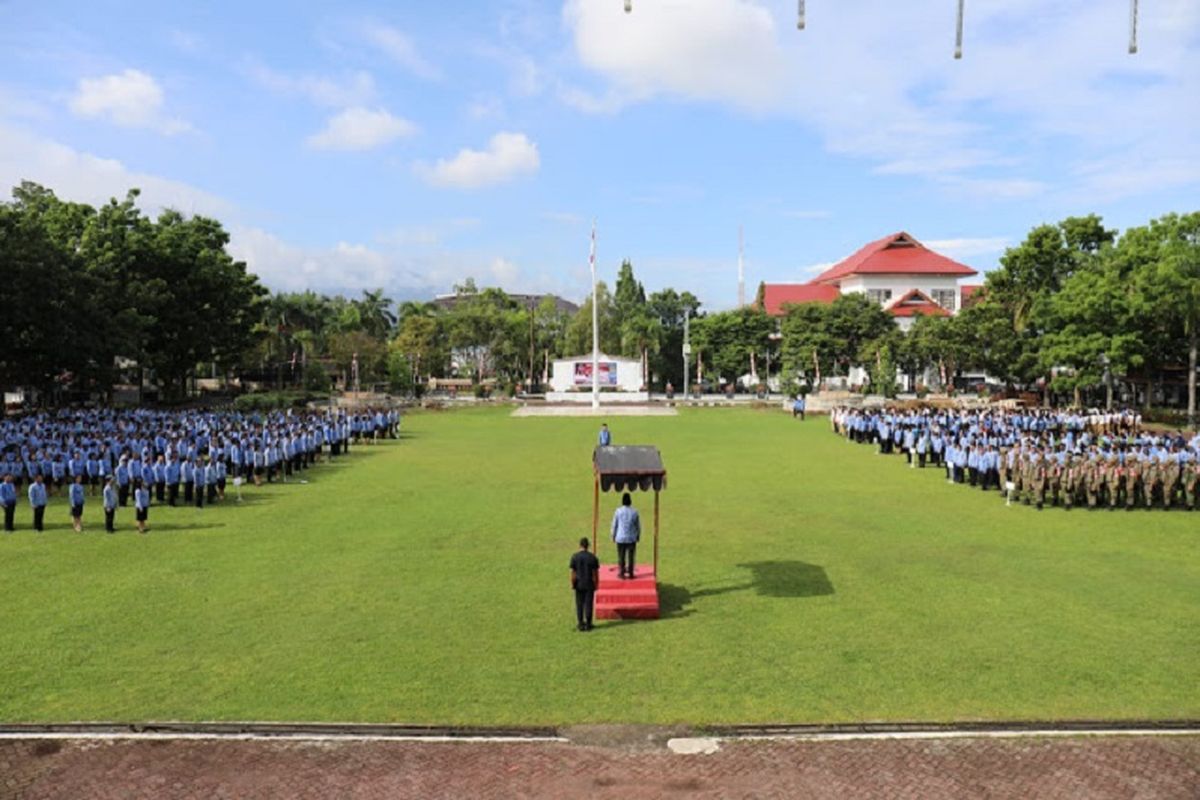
831,407 -> 1199,512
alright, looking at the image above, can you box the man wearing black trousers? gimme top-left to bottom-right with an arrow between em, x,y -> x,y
569,537 -> 600,632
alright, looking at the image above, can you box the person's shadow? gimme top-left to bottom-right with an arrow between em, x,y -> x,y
658,561 -> 833,618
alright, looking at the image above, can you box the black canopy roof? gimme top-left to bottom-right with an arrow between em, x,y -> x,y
593,445 -> 667,492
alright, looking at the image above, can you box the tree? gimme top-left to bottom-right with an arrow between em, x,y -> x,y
393,314 -> 443,384
564,282 -> 620,356
823,293 -> 896,374
779,302 -> 835,389
1126,212 -> 1200,425
689,307 -> 774,386
354,288 -> 397,339
612,259 -> 646,328
646,288 -> 701,389
328,330 -> 386,387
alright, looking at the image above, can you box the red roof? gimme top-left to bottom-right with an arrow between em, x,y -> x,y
885,289 -> 951,318
960,284 -> 984,309
811,232 -> 977,285
760,283 -> 840,315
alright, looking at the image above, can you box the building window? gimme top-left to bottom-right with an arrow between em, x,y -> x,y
931,289 -> 957,311
866,289 -> 893,305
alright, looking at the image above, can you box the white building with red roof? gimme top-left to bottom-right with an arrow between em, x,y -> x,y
761,232 -> 982,331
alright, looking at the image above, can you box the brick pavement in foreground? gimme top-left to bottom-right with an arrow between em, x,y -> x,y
2,735 -> 1198,799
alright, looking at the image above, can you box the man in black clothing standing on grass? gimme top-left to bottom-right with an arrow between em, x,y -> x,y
569,537 -> 600,631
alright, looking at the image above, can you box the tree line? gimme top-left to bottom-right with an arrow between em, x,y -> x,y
2,182 -> 1195,423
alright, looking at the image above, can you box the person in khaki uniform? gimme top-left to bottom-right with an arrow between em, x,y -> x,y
1027,453 -> 1047,510
1104,458 -> 1122,509
1184,461 -> 1199,511
1142,457 -> 1160,509
1061,453 -> 1078,510
1083,457 -> 1102,509
1162,456 -> 1182,509
1123,454 -> 1141,510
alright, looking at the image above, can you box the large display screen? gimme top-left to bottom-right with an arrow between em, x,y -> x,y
573,361 -> 618,386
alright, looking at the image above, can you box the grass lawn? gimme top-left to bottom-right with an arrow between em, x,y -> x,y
0,406 -> 1196,726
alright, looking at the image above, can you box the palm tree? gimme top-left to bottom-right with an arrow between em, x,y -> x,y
355,288 -> 397,339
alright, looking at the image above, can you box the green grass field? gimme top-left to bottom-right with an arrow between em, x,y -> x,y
0,406 -> 1196,726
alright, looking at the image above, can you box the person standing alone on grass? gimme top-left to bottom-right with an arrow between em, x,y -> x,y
69,474 -> 86,532
103,477 -> 117,533
1,474 -> 17,532
598,423 -> 611,447
611,492 -> 640,579
28,473 -> 47,532
792,395 -> 806,420
570,537 -> 600,632
134,479 -> 150,534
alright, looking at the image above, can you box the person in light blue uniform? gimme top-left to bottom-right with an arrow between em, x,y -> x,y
193,458 -> 207,509
116,457 -> 131,507
611,491 -> 641,580
28,474 -> 48,532
69,474 -> 86,532
102,477 -> 118,533
165,455 -> 181,506
134,480 -> 150,533
598,423 -> 611,447
1,474 -> 17,532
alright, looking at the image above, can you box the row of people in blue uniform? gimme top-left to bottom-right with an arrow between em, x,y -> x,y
0,406 -> 400,533
0,407 -> 400,490
830,407 -> 1200,510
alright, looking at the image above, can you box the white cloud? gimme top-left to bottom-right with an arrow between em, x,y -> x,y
562,0 -> 1200,201
68,69 -> 190,134
490,257 -> 520,285
378,217 -> 480,247
563,0 -> 787,113
246,61 -> 377,108
466,95 -> 505,121
0,124 -> 228,215
306,107 -> 417,151
227,227 -> 414,293
416,132 -> 540,189
362,24 -> 440,79
923,237 -> 1011,258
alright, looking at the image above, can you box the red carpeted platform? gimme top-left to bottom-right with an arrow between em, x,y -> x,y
594,564 -> 659,619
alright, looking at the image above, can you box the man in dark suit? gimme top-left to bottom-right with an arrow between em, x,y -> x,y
569,537 -> 600,631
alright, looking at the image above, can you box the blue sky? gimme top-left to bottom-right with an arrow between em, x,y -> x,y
1,0 -> 1197,310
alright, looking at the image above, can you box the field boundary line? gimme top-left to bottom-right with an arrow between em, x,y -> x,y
0,720 -> 1196,743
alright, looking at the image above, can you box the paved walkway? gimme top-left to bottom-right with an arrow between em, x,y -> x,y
511,405 -> 677,417
3,735 -> 1197,799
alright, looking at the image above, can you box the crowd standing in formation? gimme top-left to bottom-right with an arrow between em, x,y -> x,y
830,407 -> 1200,511
0,406 -> 400,533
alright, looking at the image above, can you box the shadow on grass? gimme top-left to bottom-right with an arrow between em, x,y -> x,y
735,560 -> 835,598
652,561 -> 834,620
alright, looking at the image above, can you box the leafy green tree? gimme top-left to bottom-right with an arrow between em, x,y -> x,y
779,302 -> 835,388
689,307 -> 774,386
612,259 -> 646,327
1125,212 -> 1200,425
824,293 -> 896,374
564,282 -> 620,356
354,288 -> 397,339
647,288 -> 701,390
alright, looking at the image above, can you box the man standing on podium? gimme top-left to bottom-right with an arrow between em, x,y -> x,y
570,537 -> 600,632
611,492 -> 641,579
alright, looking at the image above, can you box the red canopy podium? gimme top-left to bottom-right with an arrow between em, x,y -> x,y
591,445 -> 666,620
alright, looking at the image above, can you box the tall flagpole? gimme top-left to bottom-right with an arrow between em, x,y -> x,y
590,219 -> 600,410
